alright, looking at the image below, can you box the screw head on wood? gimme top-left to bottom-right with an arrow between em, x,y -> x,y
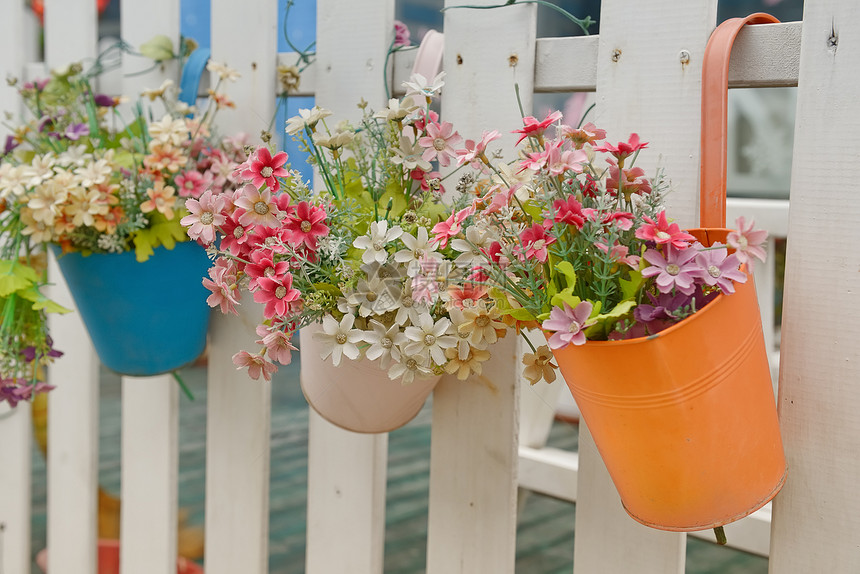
611,49 -> 621,62
679,50 -> 691,65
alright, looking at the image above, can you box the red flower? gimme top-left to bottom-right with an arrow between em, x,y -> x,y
512,111 -> 562,145
594,133 -> 648,161
244,249 -> 291,290
245,147 -> 289,191
519,223 -> 556,263
551,196 -> 585,228
254,274 -> 301,319
635,211 -> 695,248
284,201 -> 329,250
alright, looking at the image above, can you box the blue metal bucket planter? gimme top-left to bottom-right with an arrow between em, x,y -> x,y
52,241 -> 211,376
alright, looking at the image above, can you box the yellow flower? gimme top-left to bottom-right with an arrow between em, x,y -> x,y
458,300 -> 506,348
521,345 -> 557,385
443,345 -> 491,381
140,180 -> 177,220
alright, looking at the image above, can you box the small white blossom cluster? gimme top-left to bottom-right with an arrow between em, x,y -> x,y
313,219 -> 506,383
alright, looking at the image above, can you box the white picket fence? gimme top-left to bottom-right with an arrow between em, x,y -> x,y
1,0 -> 859,573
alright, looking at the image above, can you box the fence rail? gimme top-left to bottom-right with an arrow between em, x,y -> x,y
2,1 -> 859,573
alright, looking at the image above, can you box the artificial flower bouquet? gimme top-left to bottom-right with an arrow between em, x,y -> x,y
439,112 -> 768,383
446,109 -> 784,536
190,73 -> 510,388
0,58 -> 245,405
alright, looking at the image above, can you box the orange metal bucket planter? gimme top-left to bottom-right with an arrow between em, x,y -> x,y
552,228 -> 785,531
550,13 -> 787,532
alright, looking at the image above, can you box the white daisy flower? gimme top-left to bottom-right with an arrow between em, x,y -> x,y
285,106 -> 333,135
394,226 -> 442,274
312,314 -> 364,366
353,220 -> 403,265
363,320 -> 407,369
404,313 -> 457,366
387,353 -> 431,385
373,98 -> 418,122
402,71 -> 446,99
451,226 -> 493,269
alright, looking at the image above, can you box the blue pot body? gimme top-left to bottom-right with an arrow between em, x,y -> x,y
53,242 -> 211,376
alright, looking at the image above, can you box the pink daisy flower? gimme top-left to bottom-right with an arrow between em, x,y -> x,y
642,244 -> 700,295
455,130 -> 501,169
727,216 -> 768,272
202,260 -> 241,315
181,189 -> 227,245
558,122 -> 606,149
232,350 -> 278,382
431,205 -> 474,248
550,196 -> 585,228
694,244 -> 747,294
542,300 -> 595,349
255,324 -> 298,366
234,183 -> 280,228
418,121 -> 462,167
175,170 -> 213,198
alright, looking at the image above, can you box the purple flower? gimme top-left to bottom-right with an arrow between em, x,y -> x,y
3,135 -> 19,155
641,244 -> 699,295
542,300 -> 595,349
393,20 -> 411,48
694,244 -> 747,294
64,123 -> 90,141
93,93 -> 115,107
23,78 -> 49,91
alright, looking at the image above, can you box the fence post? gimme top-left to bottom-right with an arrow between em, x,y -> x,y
0,5 -> 33,574
770,2 -> 860,571
304,2 -> 395,573
205,2 -> 277,572
425,2 -> 536,572
572,1 -> 718,572
42,1 -> 101,573
116,3 -> 183,573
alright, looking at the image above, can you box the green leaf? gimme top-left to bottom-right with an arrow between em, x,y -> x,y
489,287 -> 538,322
550,290 -> 582,310
555,260 -> 577,290
522,200 -> 543,222
0,261 -> 39,297
140,35 -> 176,62
584,300 -> 635,338
17,285 -> 72,314
619,269 -> 644,301
313,282 -> 343,297
132,213 -> 189,262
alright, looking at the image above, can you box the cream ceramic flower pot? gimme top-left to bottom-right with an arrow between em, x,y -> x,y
299,326 -> 440,434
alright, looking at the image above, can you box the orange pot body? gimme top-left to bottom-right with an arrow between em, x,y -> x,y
300,326 -> 440,434
552,228 -> 786,531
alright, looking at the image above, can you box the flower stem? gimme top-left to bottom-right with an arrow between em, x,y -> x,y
172,371 -> 195,401
713,526 -> 727,545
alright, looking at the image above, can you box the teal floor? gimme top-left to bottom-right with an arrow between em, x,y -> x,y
29,357 -> 767,573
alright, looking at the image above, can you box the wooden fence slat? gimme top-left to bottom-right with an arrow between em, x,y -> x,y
0,5 -> 32,573
304,2 -> 394,573
573,1 -> 718,571
120,376 -> 179,574
46,254 -> 100,574
0,404 -> 32,574
425,4 -> 535,572
41,2 -> 101,571
116,4 -> 181,573
205,2 -> 278,572
769,3 -> 860,571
